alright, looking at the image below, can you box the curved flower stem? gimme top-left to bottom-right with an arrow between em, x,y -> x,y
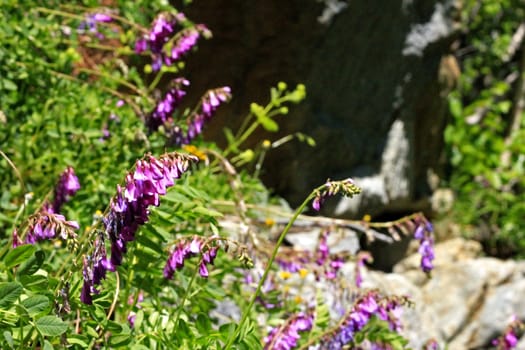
106,271 -> 120,322
172,260 -> 200,331
223,188 -> 321,349
77,67 -> 150,100
0,150 -> 26,195
147,69 -> 166,93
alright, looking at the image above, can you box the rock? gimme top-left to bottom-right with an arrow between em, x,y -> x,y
450,279 -> 525,350
177,0 -> 461,217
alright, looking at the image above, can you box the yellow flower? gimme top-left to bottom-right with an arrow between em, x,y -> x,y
265,218 -> 275,227
298,268 -> 308,279
279,271 -> 292,280
362,214 -> 372,222
182,145 -> 208,161
294,295 -> 303,304
262,140 -> 271,149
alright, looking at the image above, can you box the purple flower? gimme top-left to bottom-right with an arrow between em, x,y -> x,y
316,230 -> 330,265
80,152 -> 198,304
135,13 -> 211,70
23,212 -> 79,244
322,292 -> 407,349
12,229 -> 23,248
264,312 -> 314,350
52,166 -> 81,213
164,237 -> 220,279
355,251 -> 372,287
78,12 -> 113,39
414,220 -> 435,273
312,178 -> 360,211
163,25 -> 210,65
168,86 -> 232,146
147,78 -> 189,131
492,316 -> 522,350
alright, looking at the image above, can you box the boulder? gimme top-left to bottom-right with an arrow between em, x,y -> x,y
179,0 -> 461,216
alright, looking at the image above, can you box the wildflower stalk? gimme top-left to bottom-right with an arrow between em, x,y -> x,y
224,188 -> 319,349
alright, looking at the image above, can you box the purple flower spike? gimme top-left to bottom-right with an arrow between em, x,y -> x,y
164,237 -> 221,280
323,292 -> 408,349
414,218 -> 435,274
52,166 -> 80,213
264,312 -> 314,350
23,212 -> 79,244
147,78 -> 189,132
80,152 -> 198,304
167,86 -> 232,146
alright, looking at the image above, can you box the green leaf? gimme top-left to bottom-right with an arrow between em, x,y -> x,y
17,250 -> 45,276
21,295 -> 49,317
4,244 -> 36,269
3,330 -> 14,349
43,340 -> 54,350
2,79 -> 17,91
192,206 -> 223,218
109,334 -> 131,347
196,313 -> 211,333
35,316 -> 68,336
19,274 -> 48,291
0,282 -> 23,309
66,336 -> 89,348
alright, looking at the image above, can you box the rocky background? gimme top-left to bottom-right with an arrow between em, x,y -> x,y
176,0 -> 461,218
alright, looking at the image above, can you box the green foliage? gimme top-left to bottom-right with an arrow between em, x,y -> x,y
445,0 -> 525,255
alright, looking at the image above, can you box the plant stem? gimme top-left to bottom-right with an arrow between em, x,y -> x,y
172,261 -> 200,331
223,189 -> 319,349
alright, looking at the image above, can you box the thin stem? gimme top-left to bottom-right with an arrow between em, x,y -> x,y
0,150 -> 26,195
77,67 -> 150,100
50,70 -> 146,116
106,271 -> 120,322
172,261 -> 200,330
34,7 -> 87,21
212,200 -> 407,243
148,69 -> 166,93
223,189 -> 320,349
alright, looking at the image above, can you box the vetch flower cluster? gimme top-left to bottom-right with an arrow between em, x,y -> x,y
80,152 -> 198,304
413,219 -> 435,273
312,178 -> 361,211
14,212 -> 79,247
264,312 -> 314,350
78,12 -> 113,39
321,291 -> 408,349
163,236 -> 219,279
135,12 -> 210,71
167,86 -> 232,146
51,166 -> 81,213
164,235 -> 253,280
146,78 -> 189,131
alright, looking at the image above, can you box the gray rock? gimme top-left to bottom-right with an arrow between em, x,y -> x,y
449,277 -> 525,349
180,0 -> 461,217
